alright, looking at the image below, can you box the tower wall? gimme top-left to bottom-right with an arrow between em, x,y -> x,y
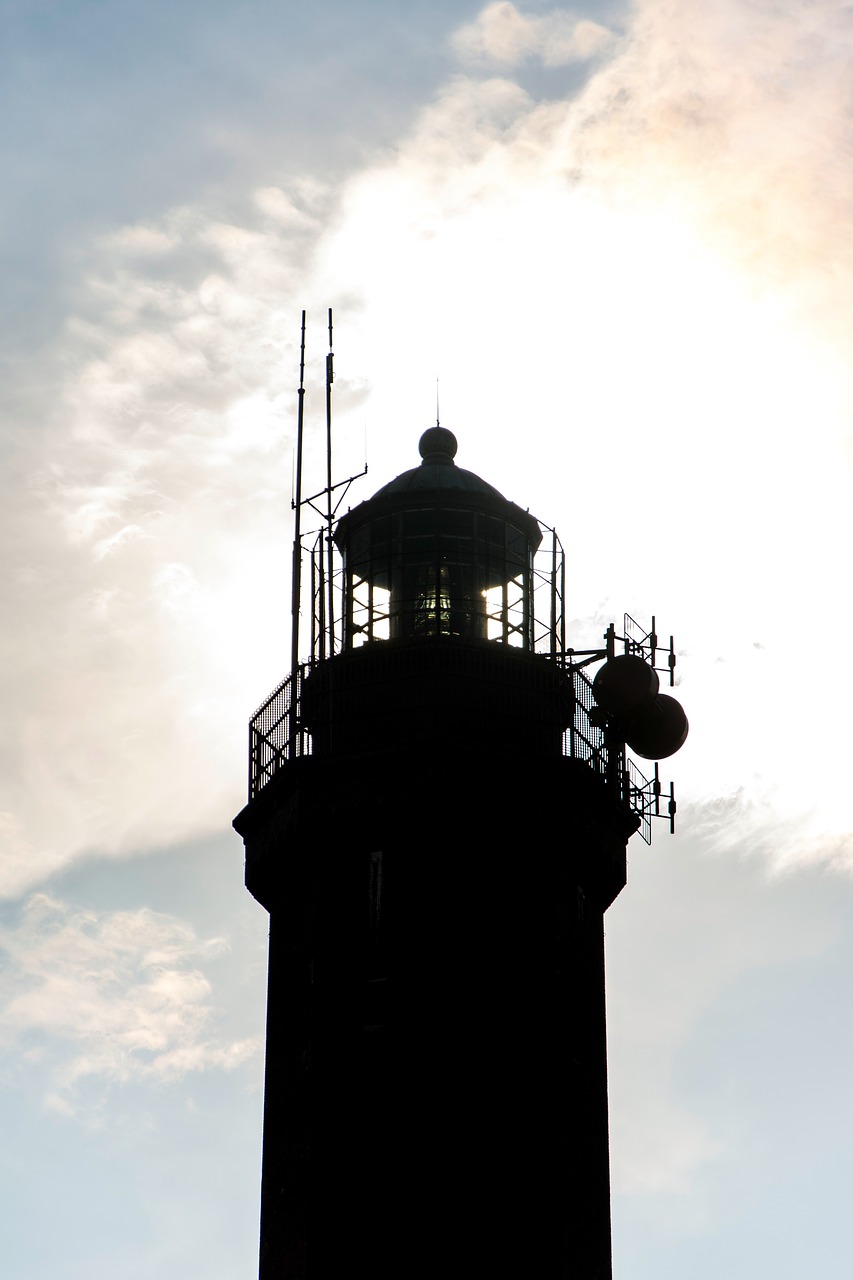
235,645 -> 633,1279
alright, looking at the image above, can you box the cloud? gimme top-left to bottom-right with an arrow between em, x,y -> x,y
452,3 -> 615,67
319,0 -> 853,868
0,183 -> 340,898
2,0 -> 852,898
0,893 -> 259,1111
559,0 -> 853,336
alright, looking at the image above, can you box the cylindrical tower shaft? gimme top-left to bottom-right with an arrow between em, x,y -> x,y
235,429 -> 641,1278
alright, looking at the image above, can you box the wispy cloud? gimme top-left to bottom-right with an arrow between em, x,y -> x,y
2,0 -> 851,897
0,183 -> 338,897
452,2 -> 615,67
0,893 -> 258,1112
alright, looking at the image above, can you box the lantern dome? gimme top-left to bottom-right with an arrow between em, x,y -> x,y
334,430 -> 542,647
370,428 -> 506,501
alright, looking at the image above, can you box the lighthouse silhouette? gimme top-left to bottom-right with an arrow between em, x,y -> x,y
234,398 -> 687,1279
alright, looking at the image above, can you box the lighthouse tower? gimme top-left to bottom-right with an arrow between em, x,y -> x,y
234,423 -> 686,1279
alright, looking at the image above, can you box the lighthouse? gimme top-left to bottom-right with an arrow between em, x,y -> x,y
234,414 -> 686,1279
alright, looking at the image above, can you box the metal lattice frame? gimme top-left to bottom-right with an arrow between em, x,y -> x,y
247,650 -> 671,845
249,538 -> 676,843
304,518 -> 565,662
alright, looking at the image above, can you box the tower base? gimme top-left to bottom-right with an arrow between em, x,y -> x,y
235,726 -> 634,1278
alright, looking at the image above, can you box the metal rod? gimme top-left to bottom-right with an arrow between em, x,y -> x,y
560,545 -> 566,657
313,535 -> 324,665
290,311 -> 307,683
550,531 -> 557,659
344,556 -> 354,650
669,782 -> 677,834
325,308 -> 335,654
311,540 -> 317,661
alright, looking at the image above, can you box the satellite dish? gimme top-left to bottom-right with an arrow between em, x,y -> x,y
591,653 -> 688,761
592,654 -> 659,717
624,693 -> 689,760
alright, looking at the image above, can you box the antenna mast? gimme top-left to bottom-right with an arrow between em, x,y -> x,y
287,309 -> 367,672
290,311 -> 306,679
325,308 -> 335,646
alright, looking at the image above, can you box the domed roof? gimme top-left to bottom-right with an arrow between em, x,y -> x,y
371,428 -> 505,502
334,427 -> 542,554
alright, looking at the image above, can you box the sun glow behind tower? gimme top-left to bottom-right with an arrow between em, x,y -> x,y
3,7 -> 853,1277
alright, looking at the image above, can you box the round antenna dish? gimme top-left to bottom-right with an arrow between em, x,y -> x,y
624,694 -> 689,760
592,654 -> 659,718
419,426 -> 457,464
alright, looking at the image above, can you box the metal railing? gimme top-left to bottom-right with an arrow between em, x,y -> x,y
248,665 -> 313,798
305,520 -> 565,664
247,646 -> 661,838
250,576 -> 673,842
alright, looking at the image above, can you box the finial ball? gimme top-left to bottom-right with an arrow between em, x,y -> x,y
419,426 -> 458,463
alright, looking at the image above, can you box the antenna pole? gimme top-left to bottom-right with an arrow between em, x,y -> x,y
325,308 -> 335,651
290,311 -> 307,681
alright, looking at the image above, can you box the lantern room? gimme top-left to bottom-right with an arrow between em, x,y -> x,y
333,426 -> 543,650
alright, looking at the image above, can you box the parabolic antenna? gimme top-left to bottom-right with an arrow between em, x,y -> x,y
624,693 -> 689,761
592,653 -> 688,761
592,654 -> 659,717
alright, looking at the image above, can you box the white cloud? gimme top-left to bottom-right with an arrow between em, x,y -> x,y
1,0 -> 852,898
103,225 -> 178,256
452,2 -> 615,67
0,893 -> 259,1111
0,182 -> 336,898
319,0 -> 853,870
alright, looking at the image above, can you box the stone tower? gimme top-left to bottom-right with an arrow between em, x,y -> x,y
233,425 -> 686,1279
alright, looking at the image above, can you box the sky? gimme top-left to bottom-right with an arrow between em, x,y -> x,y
2,0 -> 852,1275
